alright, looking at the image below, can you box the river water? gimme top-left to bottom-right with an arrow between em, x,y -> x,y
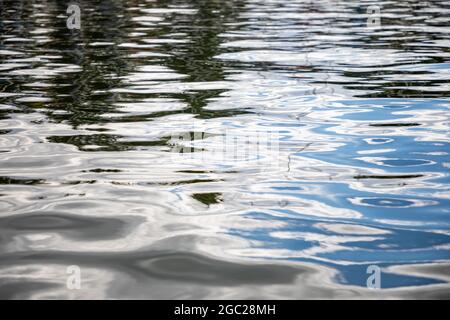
0,0 -> 449,299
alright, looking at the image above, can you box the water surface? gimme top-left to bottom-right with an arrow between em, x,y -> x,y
0,0 -> 450,299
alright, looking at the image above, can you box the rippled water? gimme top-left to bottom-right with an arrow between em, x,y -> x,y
1,0 -> 450,299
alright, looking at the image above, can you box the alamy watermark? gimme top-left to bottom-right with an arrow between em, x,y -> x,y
66,265 -> 81,290
169,129 -> 282,168
366,6 -> 381,29
366,265 -> 381,289
62,3 -> 436,32
66,3 -> 81,30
